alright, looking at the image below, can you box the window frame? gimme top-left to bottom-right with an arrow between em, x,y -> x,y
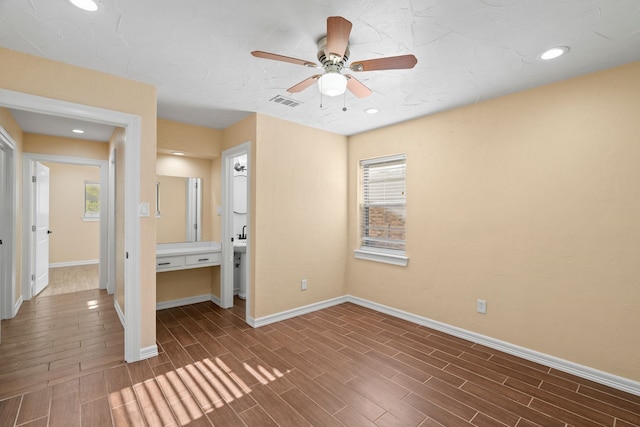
83,180 -> 100,221
354,153 -> 409,266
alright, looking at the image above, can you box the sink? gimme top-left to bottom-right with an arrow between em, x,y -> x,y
234,239 -> 246,253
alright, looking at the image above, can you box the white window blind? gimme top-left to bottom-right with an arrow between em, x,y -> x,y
360,154 -> 406,255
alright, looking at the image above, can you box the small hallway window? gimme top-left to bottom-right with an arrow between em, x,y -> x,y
354,153 -> 408,266
83,180 -> 100,220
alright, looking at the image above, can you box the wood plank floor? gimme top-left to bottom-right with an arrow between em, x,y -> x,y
40,264 -> 99,297
1,290 -> 639,426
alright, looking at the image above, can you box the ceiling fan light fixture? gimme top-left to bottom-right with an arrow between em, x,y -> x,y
318,73 -> 347,97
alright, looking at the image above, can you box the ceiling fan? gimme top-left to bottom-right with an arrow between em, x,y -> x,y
251,16 -> 417,99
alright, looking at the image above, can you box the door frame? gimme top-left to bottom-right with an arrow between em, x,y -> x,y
0,88 -> 144,362
0,126 -> 17,320
221,141 -> 251,323
22,154 -> 108,299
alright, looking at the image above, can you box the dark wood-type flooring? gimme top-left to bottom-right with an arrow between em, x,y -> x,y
1,289 -> 639,426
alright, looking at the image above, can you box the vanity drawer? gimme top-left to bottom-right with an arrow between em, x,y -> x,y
156,256 -> 185,270
186,252 -> 221,266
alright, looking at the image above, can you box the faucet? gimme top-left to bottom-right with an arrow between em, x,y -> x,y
239,225 -> 247,240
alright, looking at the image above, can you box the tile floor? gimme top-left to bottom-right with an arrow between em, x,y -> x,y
1,289 -> 639,426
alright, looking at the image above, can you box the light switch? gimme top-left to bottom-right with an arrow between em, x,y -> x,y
139,202 -> 149,217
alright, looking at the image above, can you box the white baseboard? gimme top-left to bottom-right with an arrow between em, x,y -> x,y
211,294 -> 221,307
250,295 -> 349,328
156,294 -> 213,311
49,259 -> 99,268
114,299 -> 125,328
140,344 -> 159,360
346,295 -> 640,397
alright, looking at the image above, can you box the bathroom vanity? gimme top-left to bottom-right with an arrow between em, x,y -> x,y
156,241 -> 221,272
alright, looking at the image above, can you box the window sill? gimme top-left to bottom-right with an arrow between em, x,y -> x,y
354,249 -> 409,267
82,216 -> 100,222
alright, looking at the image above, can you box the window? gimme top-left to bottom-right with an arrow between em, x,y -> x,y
83,181 -> 100,220
354,154 -> 408,266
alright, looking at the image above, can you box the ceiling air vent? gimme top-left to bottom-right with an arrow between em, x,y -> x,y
269,95 -> 302,107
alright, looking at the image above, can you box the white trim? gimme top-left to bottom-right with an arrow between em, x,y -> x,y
0,126 -> 17,320
346,295 -> 640,397
123,115 -> 142,363
107,148 -> 116,296
211,294 -> 221,307
140,345 -> 159,360
0,89 -> 144,363
156,294 -> 213,311
250,295 -> 349,328
354,249 -> 409,266
114,298 -> 125,328
13,295 -> 22,318
50,259 -> 99,268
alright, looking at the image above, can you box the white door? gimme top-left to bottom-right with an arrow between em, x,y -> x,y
33,162 -> 50,296
0,148 -> 5,341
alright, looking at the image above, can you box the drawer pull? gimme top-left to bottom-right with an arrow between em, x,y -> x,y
198,258 -> 209,262
158,262 -> 171,266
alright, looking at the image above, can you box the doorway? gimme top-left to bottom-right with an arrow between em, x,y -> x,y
23,156 -> 106,299
0,88 -> 145,362
221,142 -> 251,323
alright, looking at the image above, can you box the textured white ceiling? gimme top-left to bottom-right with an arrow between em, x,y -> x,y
1,0 -> 640,137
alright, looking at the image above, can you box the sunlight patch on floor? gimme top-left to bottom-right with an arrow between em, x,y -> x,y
112,356 -> 284,425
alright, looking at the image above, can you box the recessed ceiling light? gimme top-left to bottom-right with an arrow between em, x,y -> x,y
171,151 -> 185,156
68,0 -> 99,12
540,46 -> 569,61
365,108 -> 379,114
72,129 -> 85,134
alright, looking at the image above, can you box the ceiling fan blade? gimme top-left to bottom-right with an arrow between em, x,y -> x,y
349,54 -> 418,72
326,16 -> 352,59
345,75 -> 372,98
251,51 -> 317,68
287,75 -> 321,93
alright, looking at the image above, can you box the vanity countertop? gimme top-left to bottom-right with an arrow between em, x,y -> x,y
156,241 -> 221,256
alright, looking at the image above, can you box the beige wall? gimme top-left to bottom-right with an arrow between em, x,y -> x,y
0,47 -> 158,350
0,108 -> 23,304
157,118 -> 222,159
23,133 -> 108,265
347,61 -> 640,381
253,114 -> 348,319
156,268 -> 217,302
23,133 -> 109,159
43,162 -> 100,264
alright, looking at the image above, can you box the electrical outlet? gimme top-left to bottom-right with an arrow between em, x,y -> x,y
301,279 -> 307,291
477,299 -> 487,314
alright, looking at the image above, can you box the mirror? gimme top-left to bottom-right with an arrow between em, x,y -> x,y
156,175 -> 202,243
